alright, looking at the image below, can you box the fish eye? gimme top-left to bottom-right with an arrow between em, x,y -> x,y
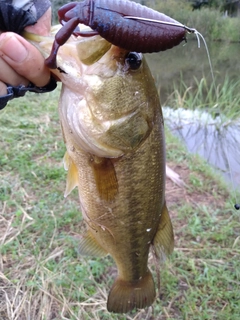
125,52 -> 142,70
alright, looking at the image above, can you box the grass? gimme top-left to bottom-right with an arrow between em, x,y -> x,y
165,76 -> 240,120
0,88 -> 240,319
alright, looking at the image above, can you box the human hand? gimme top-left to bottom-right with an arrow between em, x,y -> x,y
0,7 -> 52,97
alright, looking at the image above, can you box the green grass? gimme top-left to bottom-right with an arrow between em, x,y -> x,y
0,89 -> 239,319
165,76 -> 240,120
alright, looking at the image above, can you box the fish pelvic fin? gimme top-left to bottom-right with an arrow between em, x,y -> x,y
78,231 -> 108,257
63,151 -> 79,197
153,202 -> 174,261
91,156 -> 118,202
107,269 -> 156,313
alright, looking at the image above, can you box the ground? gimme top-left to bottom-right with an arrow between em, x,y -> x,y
0,92 -> 239,319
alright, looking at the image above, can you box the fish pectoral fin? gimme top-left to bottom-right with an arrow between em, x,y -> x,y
63,151 -> 79,198
63,150 -> 70,171
153,202 -> 174,261
107,269 -> 156,313
78,231 -> 108,257
91,156 -> 118,202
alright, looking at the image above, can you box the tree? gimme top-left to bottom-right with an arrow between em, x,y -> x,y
189,0 -> 240,12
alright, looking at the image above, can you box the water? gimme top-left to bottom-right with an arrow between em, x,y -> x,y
146,39 -> 240,104
146,40 -> 240,187
163,107 -> 240,187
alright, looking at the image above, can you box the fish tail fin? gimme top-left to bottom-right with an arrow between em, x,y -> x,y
107,269 -> 156,313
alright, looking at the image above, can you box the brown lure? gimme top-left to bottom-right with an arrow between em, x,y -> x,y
45,0 -> 195,68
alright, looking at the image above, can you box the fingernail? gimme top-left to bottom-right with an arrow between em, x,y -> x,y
1,35 -> 28,62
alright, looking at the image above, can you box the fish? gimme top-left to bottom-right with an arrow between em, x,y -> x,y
24,26 -> 174,313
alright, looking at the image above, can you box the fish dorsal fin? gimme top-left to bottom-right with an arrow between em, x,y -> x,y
63,151 -> 79,198
91,156 -> 118,202
153,203 -> 174,261
78,231 -> 108,257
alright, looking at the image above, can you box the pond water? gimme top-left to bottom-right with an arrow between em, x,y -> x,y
146,39 -> 240,188
163,107 -> 240,188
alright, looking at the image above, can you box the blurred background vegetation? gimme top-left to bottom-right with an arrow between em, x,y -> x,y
50,0 -> 240,14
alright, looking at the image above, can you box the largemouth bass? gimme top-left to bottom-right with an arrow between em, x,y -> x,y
24,27 -> 174,313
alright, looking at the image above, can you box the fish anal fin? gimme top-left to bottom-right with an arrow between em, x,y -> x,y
78,231 -> 108,257
63,151 -> 79,198
107,269 -> 156,313
91,156 -> 118,202
153,203 -> 174,261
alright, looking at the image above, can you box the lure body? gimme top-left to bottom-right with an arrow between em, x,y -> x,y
46,0 -> 190,68
59,0 -> 187,52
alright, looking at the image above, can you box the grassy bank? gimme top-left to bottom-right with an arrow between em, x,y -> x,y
165,76 -> 240,120
0,89 -> 239,319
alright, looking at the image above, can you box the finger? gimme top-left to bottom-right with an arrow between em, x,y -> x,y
0,56 -> 28,86
0,81 -> 7,95
0,32 -> 50,87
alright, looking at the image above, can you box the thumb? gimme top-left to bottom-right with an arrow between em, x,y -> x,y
0,32 -> 50,87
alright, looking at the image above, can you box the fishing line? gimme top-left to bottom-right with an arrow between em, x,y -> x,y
192,29 -> 217,95
124,16 -> 217,94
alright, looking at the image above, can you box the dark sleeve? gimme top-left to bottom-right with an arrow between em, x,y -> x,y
0,0 -> 51,33
31,0 -> 52,20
